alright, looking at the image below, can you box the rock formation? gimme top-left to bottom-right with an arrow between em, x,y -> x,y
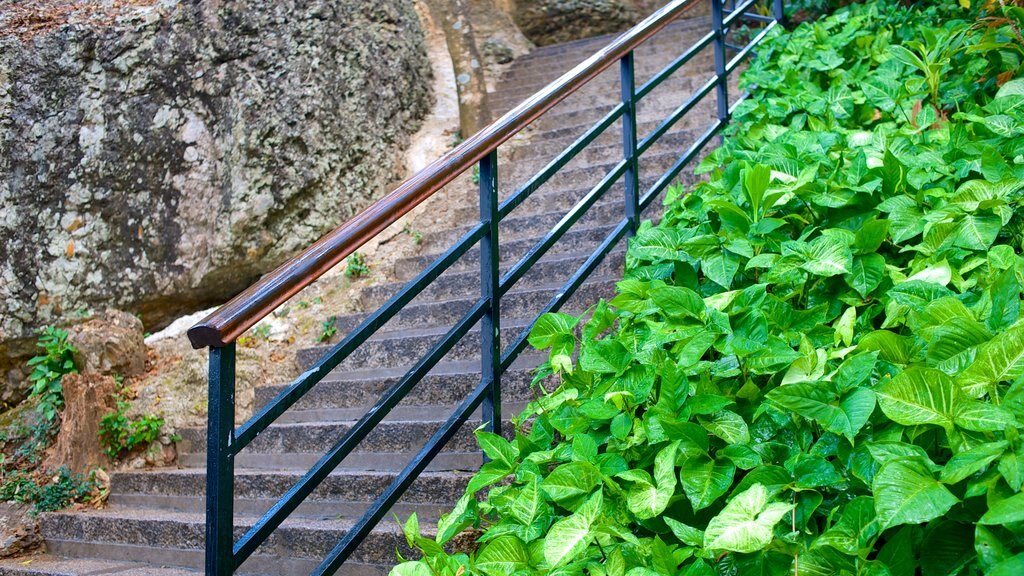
0,0 -> 433,402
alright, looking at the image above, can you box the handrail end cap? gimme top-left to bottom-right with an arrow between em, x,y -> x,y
187,324 -> 227,349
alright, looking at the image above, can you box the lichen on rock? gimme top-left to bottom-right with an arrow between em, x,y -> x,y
0,0 -> 433,402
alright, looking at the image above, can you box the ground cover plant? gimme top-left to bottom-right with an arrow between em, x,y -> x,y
391,1 -> 1024,574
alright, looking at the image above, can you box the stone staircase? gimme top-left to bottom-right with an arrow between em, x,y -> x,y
0,14 -> 725,576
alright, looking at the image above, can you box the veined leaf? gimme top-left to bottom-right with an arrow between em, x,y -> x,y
958,325 -> 1024,398
475,535 -> 530,576
873,457 -> 959,529
541,461 -> 600,503
941,441 -> 1008,484
679,455 -> 735,511
813,496 -> 879,556
875,367 -> 960,432
528,313 -> 580,349
979,492 -> 1024,525
703,484 -> 794,553
543,490 -> 603,567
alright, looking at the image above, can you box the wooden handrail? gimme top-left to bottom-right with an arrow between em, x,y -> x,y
187,0 -> 703,349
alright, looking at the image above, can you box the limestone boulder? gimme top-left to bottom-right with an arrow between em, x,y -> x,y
0,503 -> 41,559
0,0 -> 433,402
67,309 -> 145,377
511,0 -> 667,46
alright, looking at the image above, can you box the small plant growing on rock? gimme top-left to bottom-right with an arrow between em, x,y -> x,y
402,223 -> 423,245
345,252 -> 369,279
98,380 -> 165,461
26,327 -> 77,422
318,316 -> 338,343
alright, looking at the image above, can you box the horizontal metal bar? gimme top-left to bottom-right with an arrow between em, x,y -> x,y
727,20 -> 777,73
500,218 -> 631,370
637,75 -> 719,156
313,376 -> 492,575
498,104 -> 624,220
232,223 -> 487,453
499,160 -> 628,295
640,118 -> 725,212
636,30 -> 715,101
186,0 -> 707,349
730,11 -> 774,23
722,0 -> 760,29
232,298 -> 489,567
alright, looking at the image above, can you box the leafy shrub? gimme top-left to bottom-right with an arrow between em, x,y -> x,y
318,316 -> 339,342
26,327 -> 77,422
0,467 -> 100,514
98,382 -> 165,461
392,2 -> 1024,575
345,252 -> 370,279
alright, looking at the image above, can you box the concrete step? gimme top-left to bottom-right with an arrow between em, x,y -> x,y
176,417 -> 515,471
393,223 -> 619,280
109,468 -> 471,523
0,557 -> 198,575
253,354 -> 548,422
499,17 -> 711,75
37,508 -> 463,576
358,248 -> 626,309
491,64 -> 714,112
334,274 -> 616,336
420,200 -> 623,247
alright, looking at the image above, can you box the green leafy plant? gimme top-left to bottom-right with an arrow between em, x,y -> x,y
0,467 -> 99,514
345,252 -> 370,279
26,327 -> 77,422
98,383 -> 165,461
391,3 -> 1024,575
403,223 -> 424,245
318,316 -> 338,343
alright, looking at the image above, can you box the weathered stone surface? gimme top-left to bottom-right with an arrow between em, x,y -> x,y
42,372 -> 117,475
511,0 -> 665,46
67,309 -> 145,377
0,503 -> 41,559
0,0 -> 432,399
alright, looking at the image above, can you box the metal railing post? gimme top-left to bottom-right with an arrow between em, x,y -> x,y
620,51 -> 640,235
711,0 -> 729,128
205,343 -> 236,575
773,0 -> 786,26
479,150 -> 501,440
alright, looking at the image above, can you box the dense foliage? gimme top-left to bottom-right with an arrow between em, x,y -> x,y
392,2 -> 1024,575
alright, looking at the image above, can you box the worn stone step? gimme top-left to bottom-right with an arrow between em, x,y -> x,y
38,508 -> 461,576
500,17 -> 711,73
358,248 -> 626,309
0,557 -> 198,575
253,353 -> 549,421
177,417 -> 516,471
491,64 -> 714,112
421,200 -> 623,248
109,468 -> 471,523
506,123 -> 704,169
394,223 -> 618,281
334,275 -> 616,337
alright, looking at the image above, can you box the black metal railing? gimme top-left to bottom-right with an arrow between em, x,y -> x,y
187,0 -> 784,573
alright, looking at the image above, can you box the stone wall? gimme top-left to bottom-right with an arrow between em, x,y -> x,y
0,0 -> 432,403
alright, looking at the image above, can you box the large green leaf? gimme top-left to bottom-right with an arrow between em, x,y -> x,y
543,490 -> 603,567
813,497 -> 879,556
873,457 -> 959,529
703,484 -> 794,553
979,492 -> 1024,525
475,535 -> 530,576
679,455 -> 735,511
541,461 -> 601,503
875,367 -> 960,432
845,253 -> 886,298
765,382 -> 874,441
800,235 -> 853,277
940,441 -> 1008,484
958,325 -> 1024,398
528,313 -> 580,349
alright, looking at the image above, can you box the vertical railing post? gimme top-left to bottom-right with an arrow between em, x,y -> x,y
711,0 -> 729,129
620,51 -> 640,235
772,0 -> 786,27
479,150 -> 501,440
206,343 -> 236,575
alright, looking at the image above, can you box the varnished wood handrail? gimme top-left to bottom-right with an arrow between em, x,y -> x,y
187,0 -> 703,349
